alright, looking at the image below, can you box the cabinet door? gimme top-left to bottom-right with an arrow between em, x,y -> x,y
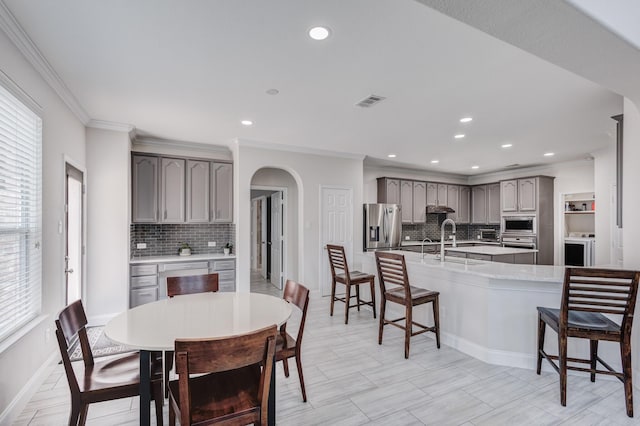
437,184 -> 448,206
132,155 -> 158,223
385,179 -> 401,205
501,180 -> 518,212
426,182 -> 438,205
518,178 -> 537,211
160,158 -> 185,223
413,181 -> 427,223
400,180 -> 414,223
487,183 -> 501,224
186,160 -> 210,223
471,186 -> 487,224
458,186 -> 471,224
446,185 -> 459,221
212,162 -> 233,223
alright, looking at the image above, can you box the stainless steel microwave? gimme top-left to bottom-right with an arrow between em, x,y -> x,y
501,215 -> 536,235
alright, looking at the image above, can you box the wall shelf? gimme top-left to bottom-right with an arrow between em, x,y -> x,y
565,210 -> 595,214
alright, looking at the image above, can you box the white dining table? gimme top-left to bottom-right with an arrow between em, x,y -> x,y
104,292 -> 292,426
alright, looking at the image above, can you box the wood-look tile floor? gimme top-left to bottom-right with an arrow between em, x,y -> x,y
15,293 -> 639,425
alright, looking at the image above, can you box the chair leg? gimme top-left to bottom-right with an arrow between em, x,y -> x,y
378,297 -> 386,345
295,354 -> 307,402
433,296 -> 440,349
405,305 -> 412,359
536,314 -> 546,375
169,403 -> 175,426
69,398 -> 82,426
369,278 -> 376,319
330,279 -> 336,316
621,339 -> 634,417
282,357 -> 290,377
356,285 -> 361,312
344,284 -> 351,324
78,403 -> 89,426
559,332 -> 568,407
590,339 -> 599,382
153,380 -> 164,426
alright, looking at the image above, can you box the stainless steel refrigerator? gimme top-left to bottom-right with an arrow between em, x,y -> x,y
363,204 -> 402,251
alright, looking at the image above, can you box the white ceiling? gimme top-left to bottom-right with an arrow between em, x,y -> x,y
2,0 -> 625,175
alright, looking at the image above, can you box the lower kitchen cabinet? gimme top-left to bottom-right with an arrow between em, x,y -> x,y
130,263 -> 159,308
210,258 -> 236,292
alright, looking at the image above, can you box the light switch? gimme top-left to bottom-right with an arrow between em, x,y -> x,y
208,241 -> 216,247
136,243 -> 147,249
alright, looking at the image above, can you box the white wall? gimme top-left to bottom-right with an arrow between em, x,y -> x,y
85,128 -> 131,323
235,143 -> 363,293
250,168 -> 299,283
593,144 -> 616,265
0,30 -> 86,420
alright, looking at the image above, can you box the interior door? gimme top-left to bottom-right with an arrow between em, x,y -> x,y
320,186 -> 353,296
259,196 -> 268,279
270,192 -> 284,289
65,163 -> 84,305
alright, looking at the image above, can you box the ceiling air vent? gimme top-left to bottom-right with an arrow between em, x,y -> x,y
356,94 -> 386,108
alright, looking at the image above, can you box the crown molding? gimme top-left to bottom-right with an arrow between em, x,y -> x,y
86,119 -> 135,133
235,138 -> 366,161
0,1 -> 90,124
133,137 -> 232,154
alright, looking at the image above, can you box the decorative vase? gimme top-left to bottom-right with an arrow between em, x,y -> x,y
223,248 -> 230,256
179,248 -> 191,256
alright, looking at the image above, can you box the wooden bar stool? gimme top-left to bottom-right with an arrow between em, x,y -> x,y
537,267 -> 640,417
375,251 -> 440,359
327,244 -> 376,324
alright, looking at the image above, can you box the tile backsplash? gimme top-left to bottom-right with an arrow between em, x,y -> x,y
402,216 -> 499,242
130,223 -> 235,257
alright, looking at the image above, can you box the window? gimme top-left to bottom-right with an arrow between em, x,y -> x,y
0,80 -> 42,344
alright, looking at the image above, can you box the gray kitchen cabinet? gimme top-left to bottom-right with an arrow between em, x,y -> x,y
426,182 -> 438,205
132,155 -> 158,223
210,258 -> 236,292
447,185 -> 459,221
487,183 -> 501,224
211,162 -> 233,223
458,186 -> 471,224
376,178 -> 400,205
160,158 -> 186,223
518,178 -> 537,211
471,186 -> 487,224
130,263 -> 158,308
501,180 -> 518,212
412,181 -> 427,223
437,184 -> 448,206
400,180 -> 413,223
186,160 -> 210,223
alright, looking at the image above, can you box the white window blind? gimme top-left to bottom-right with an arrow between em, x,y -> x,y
0,81 -> 42,344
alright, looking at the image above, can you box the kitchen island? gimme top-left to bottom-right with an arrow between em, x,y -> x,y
445,245 -> 537,264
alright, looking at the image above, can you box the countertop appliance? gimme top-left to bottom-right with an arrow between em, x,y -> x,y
564,237 -> 595,267
501,215 -> 536,235
479,229 -> 498,242
363,203 -> 402,251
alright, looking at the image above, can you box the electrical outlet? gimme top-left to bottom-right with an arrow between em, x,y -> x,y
208,241 -> 216,247
405,236 -> 410,240
136,243 -> 147,249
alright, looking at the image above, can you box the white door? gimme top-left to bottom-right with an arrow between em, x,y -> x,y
611,184 -> 623,266
270,192 -> 284,289
259,196 -> 268,279
320,186 -> 353,296
251,199 -> 258,270
65,163 -> 84,305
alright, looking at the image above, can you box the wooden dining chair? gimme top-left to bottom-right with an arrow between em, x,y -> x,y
375,251 -> 440,359
537,267 -> 640,417
55,300 -> 164,426
276,279 -> 310,402
327,244 -> 376,324
168,325 -> 277,426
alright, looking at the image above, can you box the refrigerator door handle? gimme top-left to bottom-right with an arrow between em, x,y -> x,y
383,209 -> 389,243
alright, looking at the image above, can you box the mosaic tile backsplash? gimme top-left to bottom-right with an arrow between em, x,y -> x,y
130,223 -> 235,257
401,215 -> 500,242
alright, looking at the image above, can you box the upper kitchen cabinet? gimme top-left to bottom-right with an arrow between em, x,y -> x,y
437,184 -> 448,206
377,178 -> 401,205
132,155 -> 159,223
400,180 -> 413,223
426,182 -> 438,206
518,178 -> 537,211
412,181 -> 427,223
160,158 -> 186,223
500,177 -> 551,214
487,183 -> 501,224
446,185 -> 460,221
501,180 -> 518,212
471,185 -> 487,224
186,160 -> 210,223
211,162 -> 233,223
458,186 -> 471,224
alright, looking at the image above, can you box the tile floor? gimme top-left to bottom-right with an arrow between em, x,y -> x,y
15,290 -> 639,425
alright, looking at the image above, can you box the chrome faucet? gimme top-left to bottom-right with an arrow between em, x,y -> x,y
440,218 -> 457,263
420,237 -> 432,261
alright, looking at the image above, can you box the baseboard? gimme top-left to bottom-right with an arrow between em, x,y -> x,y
0,350 -> 59,426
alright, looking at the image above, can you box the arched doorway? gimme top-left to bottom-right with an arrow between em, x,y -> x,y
249,168 -> 299,296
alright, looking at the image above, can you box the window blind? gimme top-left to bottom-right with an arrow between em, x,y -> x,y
0,81 -> 42,344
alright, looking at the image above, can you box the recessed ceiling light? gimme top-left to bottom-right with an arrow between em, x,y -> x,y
454,134 -> 465,139
501,144 -> 513,148
241,120 -> 253,126
431,160 -> 439,164
471,165 -> 479,169
387,154 -> 396,158
544,152 -> 555,157
460,117 -> 473,123
309,26 -> 330,40
266,88 -> 279,95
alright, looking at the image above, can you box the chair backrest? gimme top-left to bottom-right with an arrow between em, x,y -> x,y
167,273 -> 219,297
375,251 -> 411,299
561,267 -> 640,335
174,325 -> 277,425
55,300 -> 93,395
281,279 -> 310,349
327,244 -> 350,280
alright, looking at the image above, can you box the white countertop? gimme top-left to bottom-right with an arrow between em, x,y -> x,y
130,253 -> 236,264
401,240 -> 499,247
445,245 -> 538,256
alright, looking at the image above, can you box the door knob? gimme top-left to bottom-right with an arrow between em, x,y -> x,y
65,268 -> 74,274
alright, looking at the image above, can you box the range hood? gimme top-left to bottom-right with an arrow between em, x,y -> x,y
426,205 -> 455,214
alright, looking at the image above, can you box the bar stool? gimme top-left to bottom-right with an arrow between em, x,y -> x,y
327,244 -> 376,324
